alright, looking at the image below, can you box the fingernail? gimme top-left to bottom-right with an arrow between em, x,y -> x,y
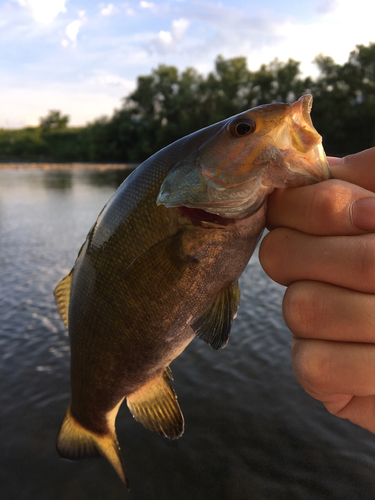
352,198 -> 375,231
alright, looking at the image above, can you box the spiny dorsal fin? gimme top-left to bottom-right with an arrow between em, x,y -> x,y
192,280 -> 241,350
54,270 -> 74,329
56,406 -> 128,487
126,369 -> 184,439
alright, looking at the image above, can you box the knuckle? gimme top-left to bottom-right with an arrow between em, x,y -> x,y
283,283 -> 316,338
259,228 -> 291,280
358,236 -> 375,285
309,181 -> 350,233
292,339 -> 330,394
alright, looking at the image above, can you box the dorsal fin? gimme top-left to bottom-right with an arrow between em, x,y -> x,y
54,270 -> 74,329
126,369 -> 184,439
192,280 -> 240,350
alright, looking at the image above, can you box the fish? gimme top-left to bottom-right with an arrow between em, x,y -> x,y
54,95 -> 331,486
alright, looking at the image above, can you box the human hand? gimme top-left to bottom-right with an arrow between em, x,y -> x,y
259,147 -> 375,433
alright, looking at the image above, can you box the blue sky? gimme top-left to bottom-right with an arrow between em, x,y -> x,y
1,0 -> 374,128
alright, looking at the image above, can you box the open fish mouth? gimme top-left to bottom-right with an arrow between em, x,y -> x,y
176,206 -> 238,225
284,94 -> 331,183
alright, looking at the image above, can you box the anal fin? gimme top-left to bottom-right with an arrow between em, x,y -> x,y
192,280 -> 241,350
54,270 -> 74,329
127,369 -> 184,439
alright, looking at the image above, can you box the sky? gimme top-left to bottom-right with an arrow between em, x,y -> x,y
1,0 -> 374,128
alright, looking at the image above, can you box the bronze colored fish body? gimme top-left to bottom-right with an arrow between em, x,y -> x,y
54,95 -> 331,485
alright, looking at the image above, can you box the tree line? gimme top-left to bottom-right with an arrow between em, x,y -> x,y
1,42 -> 374,162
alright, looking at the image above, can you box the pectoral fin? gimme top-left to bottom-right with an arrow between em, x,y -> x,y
192,281 -> 240,350
127,369 -> 184,439
54,270 -> 74,329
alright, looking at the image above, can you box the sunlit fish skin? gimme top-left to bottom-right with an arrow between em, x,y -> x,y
54,95 -> 331,486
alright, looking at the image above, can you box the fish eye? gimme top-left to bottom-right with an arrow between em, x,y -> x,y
228,117 -> 256,137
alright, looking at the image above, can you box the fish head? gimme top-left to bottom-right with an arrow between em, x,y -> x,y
157,95 -> 331,219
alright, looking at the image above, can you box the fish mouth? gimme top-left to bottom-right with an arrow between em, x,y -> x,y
176,206 -> 237,225
175,195 -> 267,225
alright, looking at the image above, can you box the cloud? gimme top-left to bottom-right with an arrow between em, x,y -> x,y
12,0 -> 67,24
140,1 -> 155,9
66,20 -> 81,42
89,71 -> 136,91
151,18 -> 190,53
315,0 -> 337,15
62,11 -> 86,48
100,3 -> 119,16
171,18 -> 190,41
139,1 -> 159,14
266,0 -> 375,77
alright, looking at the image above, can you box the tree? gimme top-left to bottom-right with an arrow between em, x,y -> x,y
39,110 -> 70,132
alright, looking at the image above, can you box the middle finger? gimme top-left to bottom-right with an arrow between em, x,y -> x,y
260,228 -> 375,294
283,281 -> 375,343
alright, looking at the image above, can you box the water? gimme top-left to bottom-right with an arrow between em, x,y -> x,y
1,168 -> 375,500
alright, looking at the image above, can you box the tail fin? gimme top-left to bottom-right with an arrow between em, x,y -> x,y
56,406 -> 128,487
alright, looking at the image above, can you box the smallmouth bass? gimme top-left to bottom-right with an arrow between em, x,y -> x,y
54,95 -> 331,486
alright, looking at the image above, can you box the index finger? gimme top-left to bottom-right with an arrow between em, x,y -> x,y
330,148 -> 375,192
266,178 -> 375,235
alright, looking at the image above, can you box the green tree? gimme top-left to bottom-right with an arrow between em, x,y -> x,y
309,45 -> 375,155
39,110 -> 70,132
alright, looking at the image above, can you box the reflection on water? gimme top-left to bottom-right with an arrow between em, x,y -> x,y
86,169 -> 134,188
2,168 -> 375,500
43,171 -> 74,190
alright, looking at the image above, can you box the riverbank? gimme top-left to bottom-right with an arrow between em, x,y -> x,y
0,162 -> 137,171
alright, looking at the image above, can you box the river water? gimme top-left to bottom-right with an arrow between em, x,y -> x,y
1,168 -> 375,500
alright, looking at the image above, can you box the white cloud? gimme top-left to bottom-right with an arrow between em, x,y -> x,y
62,11 -> 86,48
266,0 -> 375,77
140,1 -> 154,9
89,71 -> 136,91
13,0 -> 67,24
139,1 -> 159,14
171,18 -> 189,41
153,17 -> 190,53
66,20 -> 81,42
158,30 -> 172,44
100,4 -> 119,16
152,0 -> 375,78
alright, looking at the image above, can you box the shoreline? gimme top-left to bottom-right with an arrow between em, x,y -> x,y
0,162 -> 138,171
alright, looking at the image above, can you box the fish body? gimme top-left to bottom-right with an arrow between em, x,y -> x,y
54,95 -> 331,485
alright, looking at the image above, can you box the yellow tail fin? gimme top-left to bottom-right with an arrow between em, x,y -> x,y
56,406 -> 128,487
